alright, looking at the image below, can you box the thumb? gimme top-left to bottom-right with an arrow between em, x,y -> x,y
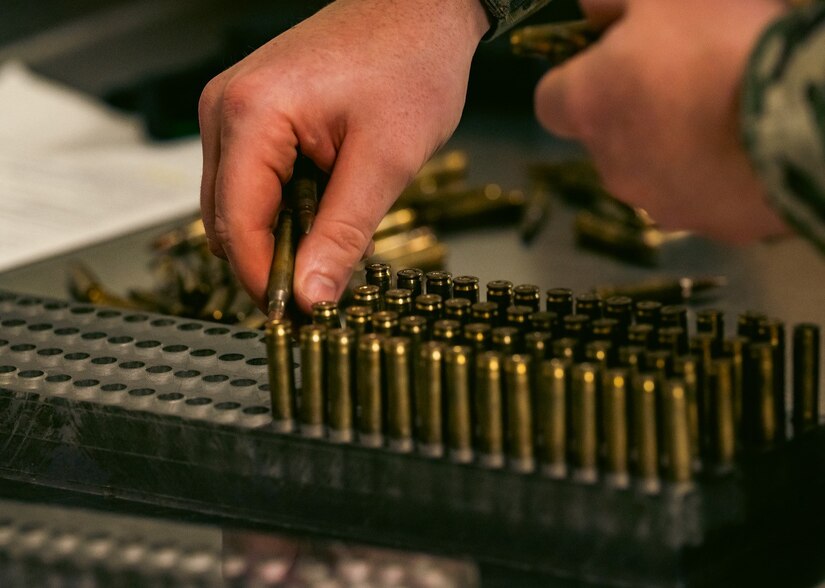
579,0 -> 625,28
293,138 -> 410,312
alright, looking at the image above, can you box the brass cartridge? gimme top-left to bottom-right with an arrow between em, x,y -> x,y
311,301 -> 341,329
552,337 -> 579,363
537,359 -> 568,478
724,336 -> 749,435
710,358 -> 736,469
343,305 -> 372,338
505,355 -> 535,473
696,308 -> 725,353
746,342 -> 780,447
657,326 -> 686,357
475,351 -> 506,468
643,350 -> 672,381
757,318 -> 787,436
546,288 -> 574,317
426,271 -> 453,300
291,155 -> 319,235
513,284 -> 541,311
416,341 -> 445,457
738,310 -> 767,340
463,322 -> 492,354
266,209 -> 296,321
591,318 -> 620,347
617,345 -> 645,373
584,340 -> 612,371
604,296 -> 633,338
510,20 -> 600,64
298,324 -> 326,438
793,323 -> 820,434
603,369 -> 630,487
396,268 -> 425,298
371,310 -> 399,337
487,280 -> 514,315
415,294 -> 443,326
433,319 -> 462,344
634,300 -> 662,327
365,263 -> 392,298
327,328 -> 356,443
506,305 -> 533,332
385,288 -> 413,317
357,334 -> 385,447
660,305 -> 689,351
673,355 -> 701,466
492,326 -> 521,355
399,315 -> 429,349
384,337 -> 414,452
634,373 -> 660,493
691,333 -> 715,451
575,293 -> 603,320
628,323 -> 655,348
525,331 -> 551,366
445,345 -> 474,463
453,275 -> 480,303
571,363 -> 599,482
265,319 -> 296,432
563,314 -> 591,340
352,284 -> 382,313
528,311 -> 557,334
444,297 -> 472,324
470,301 -> 499,325
663,380 -> 693,485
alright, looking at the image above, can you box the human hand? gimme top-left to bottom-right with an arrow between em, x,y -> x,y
535,0 -> 790,243
199,0 -> 489,312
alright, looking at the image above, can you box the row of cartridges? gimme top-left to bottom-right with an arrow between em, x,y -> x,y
264,264 -> 820,491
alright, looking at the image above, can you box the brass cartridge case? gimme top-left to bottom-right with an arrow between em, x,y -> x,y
299,324 -> 326,437
746,342 -> 780,447
604,296 -> 633,337
444,297 -> 472,324
513,284 -> 541,311
505,355 -> 535,472
433,319 -> 462,344
343,305 -> 372,338
445,345 -> 474,463
365,262 -> 392,298
696,308 -> 725,353
415,341 -> 445,457
384,337 -> 414,452
591,318 -> 620,347
737,310 -> 767,340
453,275 -> 480,303
757,318 -> 787,437
506,305 -> 533,332
486,280 -> 514,315
634,372 -> 660,492
537,359 -> 568,478
691,333 -> 716,451
663,379 -> 693,484
528,311 -> 557,334
266,210 -> 296,321
463,322 -> 492,354
643,349 -> 672,378
617,345 -> 645,373
724,336 -> 749,435
575,293 -> 603,320
311,301 -> 341,329
657,327 -> 686,357
471,301 -> 499,325
357,334 -> 385,447
710,358 -> 736,469
660,304 -> 688,330
352,284 -> 382,313
396,268 -> 424,298
265,319 -> 296,432
552,337 -> 579,363
475,351 -> 505,468
563,314 -> 591,340
371,310 -> 399,337
426,271 -> 453,300
415,294 -> 443,326
571,363 -> 599,482
399,315 -> 429,368
673,355 -> 701,466
327,328 -> 356,443
634,300 -> 662,327
603,369 -> 630,487
491,326 -> 521,355
546,288 -> 574,317
628,323 -> 655,348
584,340 -> 613,371
385,288 -> 413,317
793,323 -> 820,434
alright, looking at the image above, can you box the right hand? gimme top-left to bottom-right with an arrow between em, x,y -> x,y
199,0 -> 490,313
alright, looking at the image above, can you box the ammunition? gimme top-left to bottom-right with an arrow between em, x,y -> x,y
737,310 -> 767,339
660,305 -> 688,335
563,314 -> 591,340
433,319 -> 462,344
691,333 -> 715,451
575,293 -> 603,320
591,318 -> 620,347
546,288 -> 574,317
633,373 -> 660,493
311,301 -> 341,329
371,310 -> 399,337
525,331 -> 551,365
634,300 -> 662,327
421,185 -> 526,229
401,149 -> 468,203
604,296 -> 633,338
414,293 -> 443,326
657,326 -> 686,356
384,288 -> 413,317
444,297 -> 472,324
757,318 -> 787,433
396,268 -> 424,298
513,284 -> 541,311
673,356 -> 701,466
519,182 -> 552,244
571,363 -> 599,482
426,271 -> 453,300
537,359 -> 568,477
384,337 -> 414,452
352,284 -> 382,313
491,326 -> 521,355
584,340 -> 612,370
343,305 -> 372,338
416,341 -> 445,457
529,311 -> 557,333
505,355 -> 535,472
298,324 -> 326,437
696,308 -> 725,353
724,336 -> 749,435
357,334 -> 385,447
792,323 -> 820,434
510,20 -> 600,64
399,315 -> 429,367
506,305 -> 533,331
265,319 -> 296,432
327,328 -> 356,443
463,322 -> 492,353
596,275 -> 726,304
453,275 -> 480,303
475,351 -> 505,468
265,209 -> 296,321
710,358 -> 736,469
471,301 -> 499,325
603,369 -> 630,487
365,263 -> 392,298
374,208 -> 417,241
445,345 -> 474,463
628,323 -> 655,348
662,380 -> 693,485
617,345 -> 645,372
746,342 -> 780,447
644,349 -> 672,379
552,337 -> 579,363
291,155 -> 319,235
487,280 -> 514,315
574,210 -> 663,266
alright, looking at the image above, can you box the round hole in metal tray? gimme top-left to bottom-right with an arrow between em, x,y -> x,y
230,379 -> 256,388
101,383 -> 127,392
178,322 -> 202,331
91,356 -> 117,365
218,353 -> 244,362
0,366 -> 17,375
81,331 -> 107,341
124,314 -> 149,323
129,388 -> 155,397
215,401 -> 241,411
258,384 -> 270,392
185,397 -> 212,406
0,292 -> 16,302
16,297 -> 42,307
44,301 -> 69,310
74,379 -> 99,388
70,306 -> 95,315
246,357 -> 267,366
243,406 -> 269,415
119,361 -> 146,370
38,348 -> 63,357
107,335 -> 134,345
0,339 -> 7,348
191,348 -> 216,358
27,323 -> 52,332
65,352 -> 90,361
55,327 -> 80,336
175,369 -> 200,379
11,344 -> 35,352
19,370 -> 44,379
232,331 -> 258,340
97,310 -> 121,319
46,374 -> 71,383
136,339 -> 161,349
204,327 -> 230,336
203,374 -> 229,383
162,344 -> 189,354
146,365 -> 172,374
158,392 -> 184,401
151,318 -> 176,327
2,319 -> 25,328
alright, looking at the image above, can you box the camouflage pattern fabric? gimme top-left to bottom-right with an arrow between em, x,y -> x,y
479,0 -> 551,38
743,3 -> 825,249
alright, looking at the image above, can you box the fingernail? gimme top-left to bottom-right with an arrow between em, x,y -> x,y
303,275 -> 338,304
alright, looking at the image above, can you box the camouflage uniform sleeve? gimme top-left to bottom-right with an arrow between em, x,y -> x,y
742,3 -> 825,248
477,0 -> 553,38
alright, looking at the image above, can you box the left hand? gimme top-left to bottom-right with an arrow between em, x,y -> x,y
535,0 -> 790,243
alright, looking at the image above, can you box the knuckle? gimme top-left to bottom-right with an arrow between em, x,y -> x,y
220,77 -> 258,122
319,217 -> 373,264
198,77 -> 223,125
